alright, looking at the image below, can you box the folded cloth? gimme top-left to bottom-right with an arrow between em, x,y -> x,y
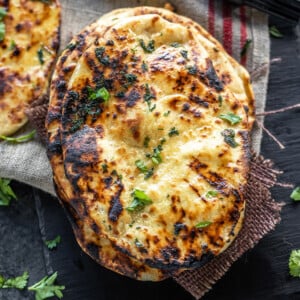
0,1 -> 280,299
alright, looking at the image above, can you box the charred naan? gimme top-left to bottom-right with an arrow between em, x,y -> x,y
0,0 -> 60,136
46,7 -> 255,280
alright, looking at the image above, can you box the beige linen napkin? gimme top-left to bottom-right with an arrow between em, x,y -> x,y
0,1 -> 279,299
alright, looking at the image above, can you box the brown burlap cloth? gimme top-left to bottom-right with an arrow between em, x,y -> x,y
5,1 -> 284,299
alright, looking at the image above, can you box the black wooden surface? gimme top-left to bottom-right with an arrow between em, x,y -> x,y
0,15 -> 299,300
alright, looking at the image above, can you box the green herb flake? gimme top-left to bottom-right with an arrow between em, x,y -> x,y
28,272 -> 65,300
139,39 -> 155,53
0,271 -> 29,290
124,73 -> 137,85
221,129 -> 239,148
126,189 -> 153,212
45,235 -> 61,250
289,249 -> 300,277
180,49 -> 188,60
163,110 -> 170,117
9,40 -> 16,50
141,61 -> 148,72
88,86 -> 110,103
240,39 -> 252,57
0,178 -> 16,206
143,136 -> 150,147
66,42 -> 77,51
195,221 -> 212,229
206,190 -> 218,198
290,187 -> 300,201
37,47 -> 45,65
186,65 -> 197,75
0,22 -> 5,42
170,42 -> 181,48
134,238 -> 143,248
269,26 -> 283,38
0,7 -> 7,20
101,163 -> 108,173
218,95 -> 223,107
168,127 -> 179,137
143,83 -> 156,112
135,160 -> 148,173
0,130 -> 36,143
219,113 -> 242,125
152,144 -> 163,165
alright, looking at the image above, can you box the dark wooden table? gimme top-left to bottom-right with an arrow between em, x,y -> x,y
0,14 -> 299,300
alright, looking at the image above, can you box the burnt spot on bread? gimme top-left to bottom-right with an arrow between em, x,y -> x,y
108,180 -> 124,222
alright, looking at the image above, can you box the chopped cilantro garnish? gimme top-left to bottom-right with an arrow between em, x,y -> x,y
37,47 -> 45,65
218,95 -> 223,107
0,178 -> 17,206
168,127 -> 179,137
126,189 -> 153,212
45,235 -> 61,250
170,42 -> 181,48
139,39 -> 155,53
206,190 -> 218,198
101,163 -> 108,173
240,39 -> 252,57
289,249 -> 300,277
219,113 -> 242,125
28,272 -> 65,300
269,26 -> 283,38
195,221 -> 212,229
0,22 -> 5,41
290,187 -> 300,201
143,84 -> 156,112
135,160 -> 148,173
163,111 -> 170,117
0,130 -> 36,143
87,86 -> 110,103
66,42 -> 77,51
180,49 -> 188,60
143,136 -> 150,147
141,61 -> 148,72
152,144 -> 163,165
221,129 -> 239,148
9,40 -> 16,50
0,7 -> 7,20
0,271 -> 29,290
124,73 -> 137,85
186,65 -> 197,75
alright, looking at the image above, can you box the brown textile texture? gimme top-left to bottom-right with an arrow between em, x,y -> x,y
26,104 -> 282,299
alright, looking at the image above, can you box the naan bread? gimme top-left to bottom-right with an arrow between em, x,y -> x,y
0,0 -> 60,136
46,7 -> 255,280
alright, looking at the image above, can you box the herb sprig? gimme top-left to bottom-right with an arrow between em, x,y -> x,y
126,189 -> 153,212
0,130 -> 36,143
0,271 -> 28,289
0,178 -> 17,206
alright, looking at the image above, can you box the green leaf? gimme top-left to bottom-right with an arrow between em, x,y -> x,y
37,48 -> 44,65
195,221 -> 212,229
269,26 -> 283,38
0,271 -> 29,290
206,190 -> 218,198
45,235 -> 61,250
290,187 -> 300,201
143,136 -> 150,148
88,86 -> 110,103
221,129 -> 239,148
289,249 -> 300,277
126,189 -> 153,212
0,22 -> 5,42
168,127 -> 179,137
9,40 -> 16,50
218,95 -> 223,107
143,84 -> 156,112
180,50 -> 188,59
28,272 -> 65,300
219,113 -> 242,125
0,178 -> 17,206
240,39 -> 252,57
0,7 -> 7,20
139,39 -> 155,53
0,130 -> 36,143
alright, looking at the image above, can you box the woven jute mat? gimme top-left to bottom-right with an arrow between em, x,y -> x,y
1,1 -> 282,299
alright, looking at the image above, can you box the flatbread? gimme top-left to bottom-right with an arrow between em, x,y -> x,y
46,7 -> 254,280
0,0 -> 60,136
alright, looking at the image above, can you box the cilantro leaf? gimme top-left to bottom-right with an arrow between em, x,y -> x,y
0,22 -> 5,42
269,26 -> 283,38
0,130 -> 36,143
290,187 -> 300,201
87,86 -> 110,103
126,189 -> 153,212
45,235 -> 61,250
219,113 -> 242,125
28,272 -> 65,300
221,129 -> 239,148
289,249 -> 300,277
168,127 -> 179,137
195,221 -> 212,229
206,190 -> 218,198
0,271 -> 29,289
0,178 -> 17,206
0,7 -> 7,20
37,48 -> 45,65
139,39 -> 155,53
